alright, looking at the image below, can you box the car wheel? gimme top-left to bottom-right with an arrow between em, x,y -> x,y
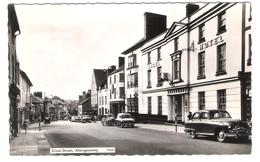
216,130 -> 226,142
190,130 -> 197,139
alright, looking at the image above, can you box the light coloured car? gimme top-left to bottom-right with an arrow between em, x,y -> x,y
116,113 -> 135,128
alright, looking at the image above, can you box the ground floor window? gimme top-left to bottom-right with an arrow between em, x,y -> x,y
198,91 -> 205,110
127,98 -> 138,113
148,97 -> 152,114
217,89 -> 226,110
158,96 -> 162,115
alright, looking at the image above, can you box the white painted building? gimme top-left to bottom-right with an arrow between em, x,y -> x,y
140,3 -> 251,123
107,58 -> 125,117
98,83 -> 108,116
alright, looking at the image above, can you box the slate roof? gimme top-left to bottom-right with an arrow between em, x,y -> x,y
20,70 -> 33,86
93,69 -> 107,88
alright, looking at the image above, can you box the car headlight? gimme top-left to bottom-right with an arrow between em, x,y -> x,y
228,124 -> 232,129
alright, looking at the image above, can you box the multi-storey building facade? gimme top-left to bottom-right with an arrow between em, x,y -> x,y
8,4 -> 21,138
98,80 -> 108,116
140,3 -> 251,123
122,12 -> 167,120
107,57 -> 125,117
18,70 -> 33,126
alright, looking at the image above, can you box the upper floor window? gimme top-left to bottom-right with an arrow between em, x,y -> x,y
249,4 -> 252,21
157,47 -> 161,60
157,67 -> 162,87
128,54 -> 137,68
147,70 -> 152,88
217,89 -> 226,110
198,51 -> 205,79
216,43 -> 226,76
119,73 -> 125,82
147,52 -> 151,64
198,23 -> 205,43
127,73 -> 138,88
109,76 -> 112,85
174,37 -> 179,52
218,11 -> 226,34
171,51 -> 182,82
247,34 -> 252,66
114,75 -> 116,83
119,87 -> 125,98
174,60 -> 180,80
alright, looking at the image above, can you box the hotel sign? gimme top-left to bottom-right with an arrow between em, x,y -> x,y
199,36 -> 224,51
148,61 -> 160,70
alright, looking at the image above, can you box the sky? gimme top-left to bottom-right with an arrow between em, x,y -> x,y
14,2 -> 189,100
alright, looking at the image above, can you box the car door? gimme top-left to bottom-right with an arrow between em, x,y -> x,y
199,112 -> 212,134
190,112 -> 201,132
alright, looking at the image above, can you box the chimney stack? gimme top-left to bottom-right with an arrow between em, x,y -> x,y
118,57 -> 125,67
79,95 -> 83,103
144,12 -> 167,40
82,91 -> 87,100
186,3 -> 200,17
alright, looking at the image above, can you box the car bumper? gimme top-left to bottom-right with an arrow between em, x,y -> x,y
225,127 -> 250,138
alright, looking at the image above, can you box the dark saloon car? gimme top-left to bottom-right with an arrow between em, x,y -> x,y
101,114 -> 116,126
184,110 -> 250,142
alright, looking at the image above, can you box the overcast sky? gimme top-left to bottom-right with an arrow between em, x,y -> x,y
14,3 -> 192,100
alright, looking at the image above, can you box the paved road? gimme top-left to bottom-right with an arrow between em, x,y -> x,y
44,121 -> 251,155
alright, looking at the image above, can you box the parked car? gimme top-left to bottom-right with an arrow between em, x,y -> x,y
81,115 -> 92,123
44,117 -> 51,124
101,114 -> 116,126
116,113 -> 135,128
184,109 -> 250,142
71,115 -> 81,122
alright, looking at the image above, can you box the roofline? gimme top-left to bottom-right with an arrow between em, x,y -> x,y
121,38 -> 146,55
20,70 -> 33,86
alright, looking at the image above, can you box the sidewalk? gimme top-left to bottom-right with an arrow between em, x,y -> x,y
135,122 -> 185,134
10,122 -> 51,155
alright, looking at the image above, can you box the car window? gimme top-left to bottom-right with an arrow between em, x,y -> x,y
200,112 -> 209,119
192,112 -> 200,119
212,112 -> 220,119
122,115 -> 131,118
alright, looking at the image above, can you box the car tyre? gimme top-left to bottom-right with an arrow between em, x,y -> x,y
216,130 -> 226,142
190,130 -> 197,139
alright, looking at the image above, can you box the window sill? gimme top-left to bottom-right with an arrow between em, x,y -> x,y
172,79 -> 183,84
126,65 -> 139,70
216,29 -> 226,36
215,70 -> 227,76
197,75 -> 206,80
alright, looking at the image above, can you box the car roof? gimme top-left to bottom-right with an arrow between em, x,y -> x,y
118,113 -> 131,115
193,109 -> 228,113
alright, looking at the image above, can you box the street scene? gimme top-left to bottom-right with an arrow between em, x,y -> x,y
7,1 -> 252,155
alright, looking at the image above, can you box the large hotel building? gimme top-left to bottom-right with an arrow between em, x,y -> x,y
122,2 -> 251,123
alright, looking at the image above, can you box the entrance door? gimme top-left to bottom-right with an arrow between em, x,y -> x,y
175,95 -> 182,122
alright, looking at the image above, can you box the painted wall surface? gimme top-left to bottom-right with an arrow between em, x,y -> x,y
91,72 -> 97,108
190,80 -> 241,119
190,4 -> 242,84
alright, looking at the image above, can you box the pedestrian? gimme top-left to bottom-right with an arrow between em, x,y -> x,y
187,112 -> 192,121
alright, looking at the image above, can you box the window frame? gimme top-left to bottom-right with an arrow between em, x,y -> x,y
198,91 -> 205,110
198,23 -> 205,43
216,43 -> 227,76
217,11 -> 226,34
157,47 -> 161,61
158,96 -> 162,115
217,89 -> 226,110
147,70 -> 152,88
148,97 -> 152,114
198,51 -> 206,79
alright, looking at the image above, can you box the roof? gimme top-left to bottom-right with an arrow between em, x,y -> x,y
8,4 -> 20,35
20,70 -> 33,86
108,65 -> 124,76
93,69 -> 107,87
78,97 -> 90,105
32,95 -> 43,104
121,38 -> 146,55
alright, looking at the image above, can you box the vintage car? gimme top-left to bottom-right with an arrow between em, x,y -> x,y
81,115 -> 92,123
116,113 -> 135,128
184,110 -> 250,142
71,115 -> 81,122
101,114 -> 116,126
